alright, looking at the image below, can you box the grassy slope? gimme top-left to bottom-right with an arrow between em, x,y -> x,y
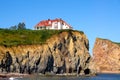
97,38 -> 120,46
0,29 -> 83,47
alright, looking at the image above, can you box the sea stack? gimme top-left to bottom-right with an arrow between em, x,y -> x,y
92,38 -> 120,73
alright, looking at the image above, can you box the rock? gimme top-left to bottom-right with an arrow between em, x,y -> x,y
1,51 -> 12,72
53,66 -> 58,73
92,38 -> 120,73
0,30 -> 92,75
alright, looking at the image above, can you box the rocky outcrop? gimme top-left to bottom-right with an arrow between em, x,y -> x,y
92,38 -> 120,73
0,30 -> 92,75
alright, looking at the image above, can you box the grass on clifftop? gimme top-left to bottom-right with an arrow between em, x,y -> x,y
97,38 -> 120,46
0,29 -> 83,47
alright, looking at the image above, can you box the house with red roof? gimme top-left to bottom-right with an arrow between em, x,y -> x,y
34,18 -> 72,30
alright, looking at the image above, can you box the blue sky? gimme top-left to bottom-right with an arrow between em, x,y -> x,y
0,0 -> 120,55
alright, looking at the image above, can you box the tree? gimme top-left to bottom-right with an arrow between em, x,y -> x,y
9,25 -> 17,30
8,22 -> 26,30
17,22 -> 26,30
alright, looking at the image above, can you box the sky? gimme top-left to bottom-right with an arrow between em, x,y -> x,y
0,0 -> 120,55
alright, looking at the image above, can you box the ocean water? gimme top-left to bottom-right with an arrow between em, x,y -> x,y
4,73 -> 120,80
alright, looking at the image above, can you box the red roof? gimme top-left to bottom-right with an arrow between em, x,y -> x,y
35,18 -> 72,28
36,20 -> 51,27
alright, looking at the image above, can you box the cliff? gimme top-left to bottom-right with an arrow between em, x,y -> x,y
92,38 -> 120,73
0,30 -> 92,75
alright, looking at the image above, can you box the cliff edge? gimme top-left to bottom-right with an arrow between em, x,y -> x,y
92,38 -> 120,73
0,30 -> 92,75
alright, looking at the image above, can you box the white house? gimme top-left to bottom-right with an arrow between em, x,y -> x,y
34,18 -> 72,30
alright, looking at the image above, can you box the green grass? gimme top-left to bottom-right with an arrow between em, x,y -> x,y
97,38 -> 120,46
0,29 -> 83,47
112,42 -> 120,45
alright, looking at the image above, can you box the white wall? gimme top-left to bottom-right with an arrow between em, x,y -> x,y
52,22 -> 58,29
35,21 -> 72,30
62,23 -> 70,29
58,22 -> 62,29
51,22 -> 55,29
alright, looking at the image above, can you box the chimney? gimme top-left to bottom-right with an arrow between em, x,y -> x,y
48,19 -> 50,21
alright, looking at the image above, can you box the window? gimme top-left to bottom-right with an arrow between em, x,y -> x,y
54,26 -> 58,29
53,22 -> 58,29
40,27 -> 42,29
37,27 -> 39,29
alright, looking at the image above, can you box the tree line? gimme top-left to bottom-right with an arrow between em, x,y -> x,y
9,22 -> 26,30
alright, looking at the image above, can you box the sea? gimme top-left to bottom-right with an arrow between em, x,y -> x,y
3,73 -> 120,80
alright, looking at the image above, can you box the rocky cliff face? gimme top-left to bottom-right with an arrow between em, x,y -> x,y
92,38 -> 120,73
0,31 -> 92,75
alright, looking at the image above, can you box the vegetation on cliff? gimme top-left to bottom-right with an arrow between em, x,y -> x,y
97,38 -> 120,46
0,29 -> 83,47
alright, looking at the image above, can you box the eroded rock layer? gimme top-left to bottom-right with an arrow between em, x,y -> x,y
92,38 -> 120,73
0,31 -> 92,75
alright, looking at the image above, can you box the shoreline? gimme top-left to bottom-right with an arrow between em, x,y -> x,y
0,72 -> 95,78
0,72 -> 119,79
97,71 -> 120,74
0,73 -> 30,78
